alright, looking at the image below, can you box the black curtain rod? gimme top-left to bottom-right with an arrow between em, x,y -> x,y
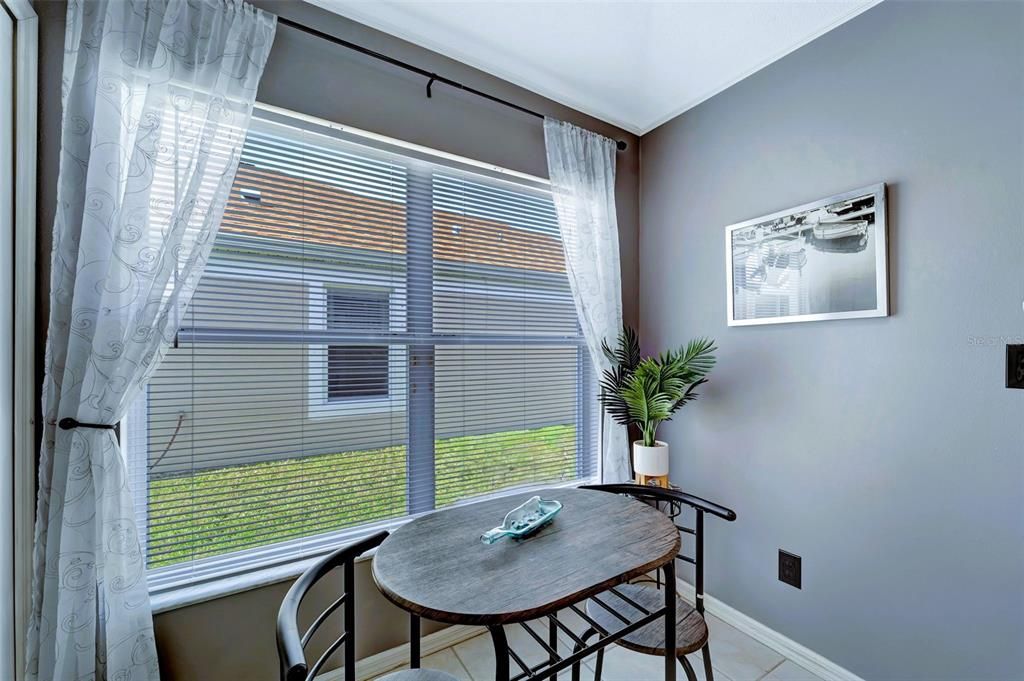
276,16 -> 628,152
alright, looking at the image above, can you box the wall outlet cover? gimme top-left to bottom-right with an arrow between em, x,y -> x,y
779,550 -> 802,589
1007,345 -> 1024,389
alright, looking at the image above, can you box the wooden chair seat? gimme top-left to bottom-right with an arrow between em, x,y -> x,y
378,670 -> 461,681
585,583 -> 708,656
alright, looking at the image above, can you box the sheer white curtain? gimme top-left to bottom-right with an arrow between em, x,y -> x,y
27,2 -> 275,679
543,118 -> 630,483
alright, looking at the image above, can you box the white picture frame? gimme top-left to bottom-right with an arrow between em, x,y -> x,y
725,183 -> 888,326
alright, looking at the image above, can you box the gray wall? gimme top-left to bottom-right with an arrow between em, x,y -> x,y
33,1 -> 639,680
639,2 -> 1024,679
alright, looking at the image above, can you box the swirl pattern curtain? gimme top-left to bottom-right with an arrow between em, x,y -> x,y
27,1 -> 275,679
543,118 -> 630,482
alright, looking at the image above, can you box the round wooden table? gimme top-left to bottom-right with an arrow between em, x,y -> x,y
372,487 -> 681,681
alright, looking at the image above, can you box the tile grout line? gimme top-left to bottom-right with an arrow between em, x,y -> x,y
456,649 -> 477,681
451,638 -> 481,681
452,650 -> 475,681
755,657 -> 787,681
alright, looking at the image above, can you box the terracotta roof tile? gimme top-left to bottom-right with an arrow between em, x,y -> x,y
220,166 -> 565,274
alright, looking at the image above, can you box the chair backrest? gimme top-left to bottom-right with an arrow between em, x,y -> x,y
277,531 -> 389,681
582,483 -> 736,614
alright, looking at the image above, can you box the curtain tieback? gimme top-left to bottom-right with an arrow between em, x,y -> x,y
58,418 -> 116,431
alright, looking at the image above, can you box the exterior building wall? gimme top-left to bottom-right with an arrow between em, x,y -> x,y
145,262 -> 581,477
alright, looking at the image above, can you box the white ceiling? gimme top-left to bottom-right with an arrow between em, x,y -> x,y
309,1 -> 880,135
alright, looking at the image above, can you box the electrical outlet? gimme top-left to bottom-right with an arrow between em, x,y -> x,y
779,550 -> 801,589
1007,345 -> 1024,389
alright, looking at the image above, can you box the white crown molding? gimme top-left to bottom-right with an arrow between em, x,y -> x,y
307,0 -> 883,136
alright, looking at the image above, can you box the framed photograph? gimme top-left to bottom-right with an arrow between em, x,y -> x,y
726,183 -> 888,326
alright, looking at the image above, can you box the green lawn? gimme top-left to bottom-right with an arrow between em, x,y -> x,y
146,424 -> 578,568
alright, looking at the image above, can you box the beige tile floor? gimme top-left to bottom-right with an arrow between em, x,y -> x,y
373,609 -> 826,681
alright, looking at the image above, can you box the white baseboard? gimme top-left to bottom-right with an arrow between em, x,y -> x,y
320,623 -> 483,681
677,580 -> 864,681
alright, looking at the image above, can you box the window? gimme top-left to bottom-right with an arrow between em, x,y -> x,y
326,289 -> 391,402
126,108 -> 598,597
306,282 -> 405,417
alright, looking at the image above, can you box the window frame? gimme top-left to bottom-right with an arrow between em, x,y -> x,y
139,105 -> 600,610
2,1 -> 37,676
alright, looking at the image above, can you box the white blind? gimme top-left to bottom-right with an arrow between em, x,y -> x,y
128,113 -> 598,588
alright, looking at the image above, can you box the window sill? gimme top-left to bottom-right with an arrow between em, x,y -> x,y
148,479 -> 592,614
150,553 -> 333,614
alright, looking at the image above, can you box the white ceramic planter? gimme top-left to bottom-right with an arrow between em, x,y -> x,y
632,440 -> 669,477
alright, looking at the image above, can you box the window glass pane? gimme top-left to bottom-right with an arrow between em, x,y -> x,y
434,344 -> 585,506
430,172 -> 593,505
135,118 -> 409,573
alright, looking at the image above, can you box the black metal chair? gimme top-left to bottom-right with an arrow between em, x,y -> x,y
276,530 -> 459,681
571,483 -> 737,681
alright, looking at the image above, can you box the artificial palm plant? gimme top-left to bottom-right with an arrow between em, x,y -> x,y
598,327 -> 716,479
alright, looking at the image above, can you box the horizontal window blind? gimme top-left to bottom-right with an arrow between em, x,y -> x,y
126,113 -> 598,588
